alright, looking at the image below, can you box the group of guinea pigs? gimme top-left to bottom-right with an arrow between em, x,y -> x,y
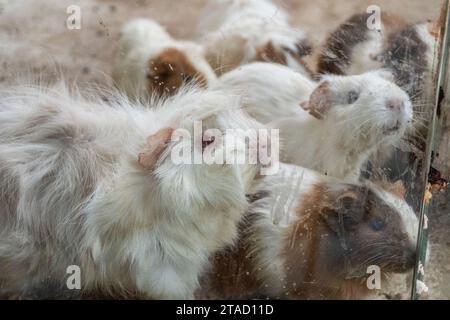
0,0 -> 443,300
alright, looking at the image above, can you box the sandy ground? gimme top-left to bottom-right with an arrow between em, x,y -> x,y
0,0 -> 448,299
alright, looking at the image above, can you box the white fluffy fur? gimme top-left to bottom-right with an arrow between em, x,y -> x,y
214,62 -> 412,180
112,18 -> 217,100
198,0 -> 310,75
0,81 -> 262,299
213,62 -> 315,124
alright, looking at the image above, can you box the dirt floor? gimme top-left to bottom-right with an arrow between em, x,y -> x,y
0,0 -> 448,299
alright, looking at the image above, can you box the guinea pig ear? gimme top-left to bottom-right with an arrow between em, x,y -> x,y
373,69 -> 396,82
300,81 -> 333,119
320,187 -> 366,234
138,127 -> 174,171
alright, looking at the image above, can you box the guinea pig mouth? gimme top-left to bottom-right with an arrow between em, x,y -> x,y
383,121 -> 401,135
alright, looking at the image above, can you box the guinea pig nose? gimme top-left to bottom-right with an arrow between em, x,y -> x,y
386,99 -> 405,112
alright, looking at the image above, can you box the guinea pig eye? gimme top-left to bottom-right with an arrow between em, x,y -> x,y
347,90 -> 359,104
369,218 -> 385,231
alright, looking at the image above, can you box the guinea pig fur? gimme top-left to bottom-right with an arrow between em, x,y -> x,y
317,11 -> 441,98
112,18 -> 217,100
317,12 -> 406,76
0,81 -> 264,299
197,0 -> 313,76
201,163 -> 418,300
214,62 -> 413,180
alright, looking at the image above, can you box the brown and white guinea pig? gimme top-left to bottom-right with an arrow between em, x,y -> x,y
112,18 -> 217,100
0,81 -> 265,299
214,62 -> 413,180
199,163 -> 418,300
197,0 -> 313,76
317,11 -> 442,98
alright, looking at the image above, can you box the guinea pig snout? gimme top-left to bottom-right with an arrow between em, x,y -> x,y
382,98 -> 410,134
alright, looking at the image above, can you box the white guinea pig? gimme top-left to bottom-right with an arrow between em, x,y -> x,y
214,62 -> 413,181
200,163 -> 418,299
112,18 -> 217,100
275,70 -> 413,180
316,11 -> 442,203
197,0 -> 312,76
317,11 -> 441,98
0,82 -> 264,299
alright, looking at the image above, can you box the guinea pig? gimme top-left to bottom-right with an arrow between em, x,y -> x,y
0,81 -> 265,299
317,10 -> 444,207
200,163 -> 418,300
317,11 -> 442,98
112,18 -> 217,100
317,12 -> 405,77
197,0 -> 313,76
214,62 -> 413,181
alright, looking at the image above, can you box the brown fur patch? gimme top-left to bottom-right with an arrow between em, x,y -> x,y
198,213 -> 263,299
254,41 -> 315,78
148,48 -> 207,96
317,13 -> 371,75
283,183 -> 371,299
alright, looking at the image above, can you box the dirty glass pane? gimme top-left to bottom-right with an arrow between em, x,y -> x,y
208,0 -> 447,300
